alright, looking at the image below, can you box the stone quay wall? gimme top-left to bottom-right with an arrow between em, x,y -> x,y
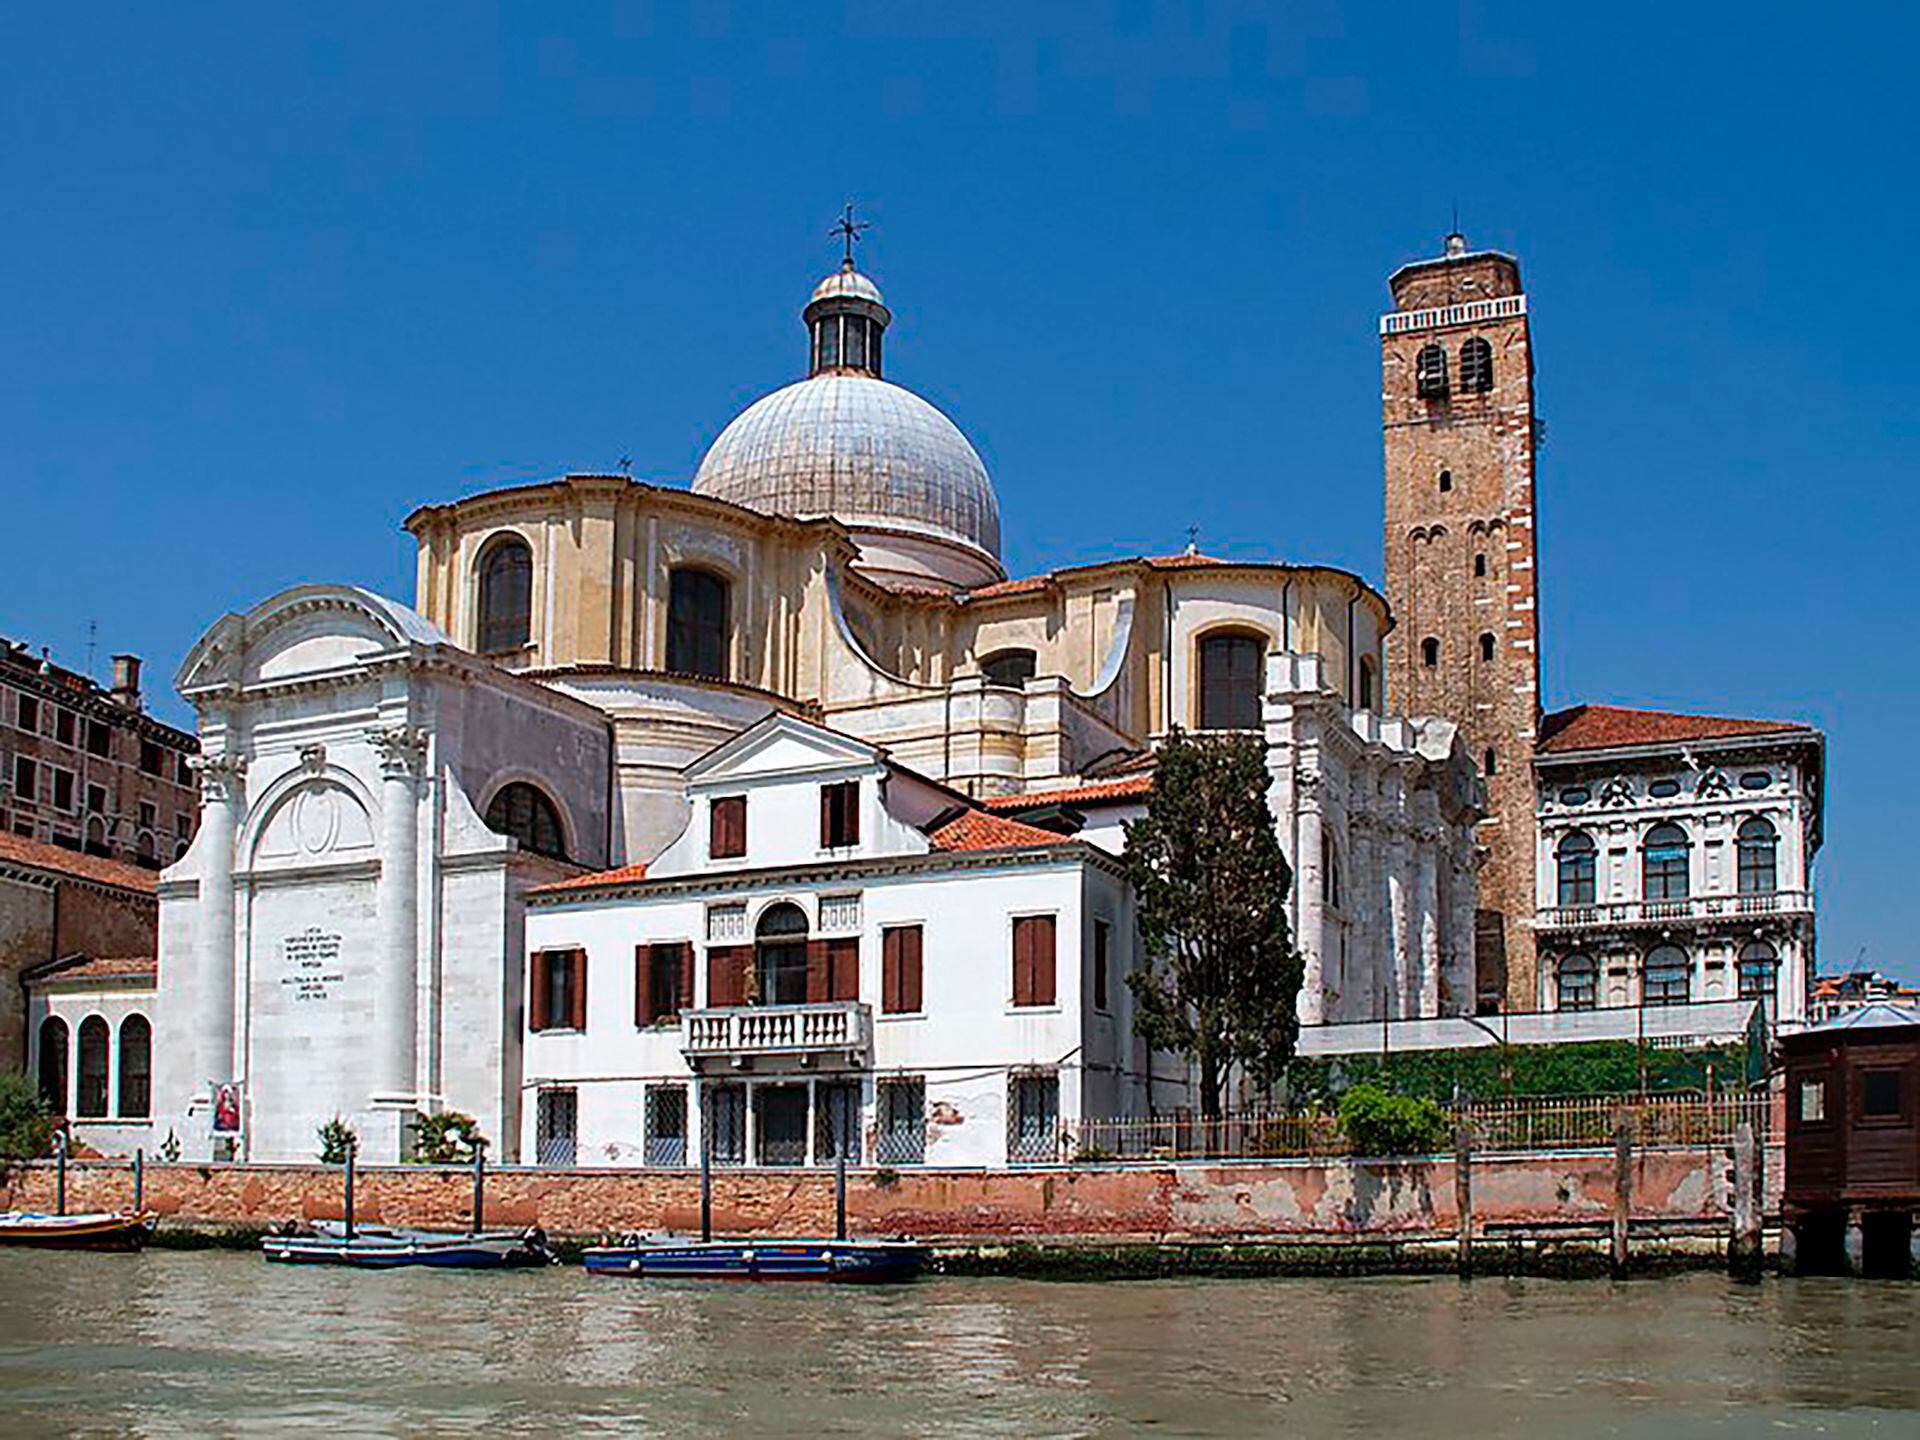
0,1145 -> 1782,1242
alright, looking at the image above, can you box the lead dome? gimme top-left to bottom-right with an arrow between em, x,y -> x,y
691,260 -> 1002,590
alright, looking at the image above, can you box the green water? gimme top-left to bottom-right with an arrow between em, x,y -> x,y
0,1251 -> 1915,1436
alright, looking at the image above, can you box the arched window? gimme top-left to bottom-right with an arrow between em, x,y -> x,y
485,783 -> 567,861
981,649 -> 1037,688
1357,656 -> 1377,711
1479,632 -> 1496,662
666,568 -> 730,680
117,1015 -> 152,1118
1439,468 -> 1454,493
1642,822 -> 1691,901
1421,637 -> 1440,668
1557,953 -> 1598,1011
755,902 -> 810,1007
1416,343 -> 1449,398
477,537 -> 533,655
1643,944 -> 1691,1006
1473,552 -> 1487,578
76,1015 -> 110,1118
1460,337 -> 1494,393
1556,831 -> 1597,907
136,831 -> 156,868
1736,817 -> 1778,896
1197,633 -> 1264,731
1738,942 -> 1780,1001
37,1016 -> 68,1116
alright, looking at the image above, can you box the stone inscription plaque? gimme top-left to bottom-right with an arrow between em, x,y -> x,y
281,928 -> 345,1002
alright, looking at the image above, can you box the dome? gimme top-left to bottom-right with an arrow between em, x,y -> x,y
692,372 -> 1001,563
690,259 -> 1002,586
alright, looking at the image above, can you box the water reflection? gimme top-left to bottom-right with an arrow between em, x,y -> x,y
1,1253 -> 1916,1436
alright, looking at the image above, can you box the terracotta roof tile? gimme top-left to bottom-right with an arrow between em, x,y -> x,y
1537,704 -> 1813,755
0,833 -> 158,894
25,953 -> 157,986
982,774 -> 1155,811
926,809 -> 1073,852
960,575 -> 1055,602
528,863 -> 650,896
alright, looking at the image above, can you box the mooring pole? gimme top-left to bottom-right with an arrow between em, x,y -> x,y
1611,1113 -> 1634,1278
134,1148 -> 144,1213
1454,1123 -> 1474,1279
55,1131 -> 68,1216
471,1146 -> 486,1236
344,1145 -> 357,1241
1729,1121 -> 1761,1282
700,1100 -> 713,1243
836,1150 -> 849,1242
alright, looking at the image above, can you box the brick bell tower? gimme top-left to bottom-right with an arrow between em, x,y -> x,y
1381,231 -> 1540,1014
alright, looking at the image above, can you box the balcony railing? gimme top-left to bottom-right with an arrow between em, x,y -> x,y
682,1002 -> 872,1067
1538,890 -> 1810,932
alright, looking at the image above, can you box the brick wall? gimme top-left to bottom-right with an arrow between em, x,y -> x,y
0,1148 -> 1775,1241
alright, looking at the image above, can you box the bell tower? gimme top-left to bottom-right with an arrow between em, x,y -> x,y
1381,231 -> 1541,1013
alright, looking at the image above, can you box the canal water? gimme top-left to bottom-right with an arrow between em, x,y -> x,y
1,1252 -> 1916,1436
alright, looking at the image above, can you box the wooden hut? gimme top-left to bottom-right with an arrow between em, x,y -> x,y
1782,1003 -> 1920,1276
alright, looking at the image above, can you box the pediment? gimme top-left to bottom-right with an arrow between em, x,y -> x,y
685,712 -> 881,787
178,585 -> 451,693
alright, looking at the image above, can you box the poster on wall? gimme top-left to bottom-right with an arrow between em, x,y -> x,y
210,1081 -> 243,1136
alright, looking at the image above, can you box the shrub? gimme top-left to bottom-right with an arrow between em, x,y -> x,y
1336,1083 -> 1450,1157
318,1116 -> 358,1164
414,1111 -> 486,1164
0,1074 -> 55,1161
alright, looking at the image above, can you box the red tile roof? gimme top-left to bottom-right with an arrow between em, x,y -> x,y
961,575 -> 1055,601
528,863 -> 650,896
0,833 -> 158,895
1537,704 -> 1813,755
25,953 -> 157,986
926,809 -> 1073,852
982,774 -> 1155,811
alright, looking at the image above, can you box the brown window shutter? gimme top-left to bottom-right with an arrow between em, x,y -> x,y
1012,920 -> 1033,1007
827,937 -> 859,1001
845,786 -> 860,846
901,926 -> 923,1013
819,787 -> 833,848
570,950 -> 588,1030
530,953 -> 549,1032
1033,917 -> 1056,1006
711,796 -> 746,860
882,929 -> 901,1013
634,945 -> 653,1027
806,939 -> 830,1003
706,948 -> 734,1007
678,943 -> 696,1014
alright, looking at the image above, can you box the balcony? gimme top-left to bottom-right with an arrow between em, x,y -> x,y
681,1002 -> 872,1070
1538,890 -> 1812,933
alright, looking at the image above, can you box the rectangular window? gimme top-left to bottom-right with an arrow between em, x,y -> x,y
13,756 -> 35,803
51,769 -> 74,812
138,800 -> 156,830
637,942 -> 690,1026
709,795 -> 747,860
1861,1069 -> 1904,1120
755,1085 -> 808,1166
176,813 -> 192,840
706,1083 -> 747,1166
1008,1073 -> 1060,1163
139,740 -> 164,776
535,1088 -> 578,1167
177,754 -> 194,786
820,780 -> 860,848
815,1079 -> 861,1164
54,708 -> 74,746
1012,915 -> 1057,1007
1798,1078 -> 1827,1124
529,949 -> 586,1032
644,1085 -> 688,1167
16,694 -> 39,733
876,1078 -> 927,1164
86,719 -> 111,757
1093,919 -> 1111,1012
86,784 -> 106,815
882,925 -> 924,1014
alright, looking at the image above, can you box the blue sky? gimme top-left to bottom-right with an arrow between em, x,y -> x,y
2,4 -> 1912,978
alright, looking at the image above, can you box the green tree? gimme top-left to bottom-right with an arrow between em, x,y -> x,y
1123,727 -> 1305,1118
0,1073 -> 57,1161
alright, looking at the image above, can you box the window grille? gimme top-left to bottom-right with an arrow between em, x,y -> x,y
755,1086 -> 808,1166
815,1081 -> 861,1164
875,1079 -> 927,1164
645,1086 -> 688,1167
535,1088 -> 578,1167
1008,1073 -> 1061,1163
1416,343 -> 1449,397
1460,336 -> 1494,392
705,1084 -> 747,1166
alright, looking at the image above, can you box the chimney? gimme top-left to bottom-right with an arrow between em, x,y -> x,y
110,654 -> 142,710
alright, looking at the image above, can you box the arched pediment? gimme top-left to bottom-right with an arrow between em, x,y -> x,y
177,585 -> 453,694
248,773 -> 378,868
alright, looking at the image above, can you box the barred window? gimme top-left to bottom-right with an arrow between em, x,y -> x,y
1008,1073 -> 1060,1163
1460,337 -> 1494,392
705,1083 -> 747,1166
535,1088 -> 578,1167
876,1078 -> 927,1165
815,1080 -> 861,1164
1416,343 -> 1449,397
644,1085 -> 688,1167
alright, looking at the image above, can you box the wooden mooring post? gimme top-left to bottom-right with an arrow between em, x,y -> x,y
1610,1113 -> 1634,1278
1729,1121 -> 1762,1281
1454,1123 -> 1475,1277
133,1148 -> 144,1213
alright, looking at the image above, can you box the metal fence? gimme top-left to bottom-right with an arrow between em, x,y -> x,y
1066,1089 -> 1773,1163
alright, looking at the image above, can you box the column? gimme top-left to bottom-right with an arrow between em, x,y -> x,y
1348,815 -> 1378,1027
369,725 -> 428,1118
1295,776 -> 1326,1026
1416,827 -> 1441,1019
1385,777 -> 1413,1022
189,754 -> 246,1115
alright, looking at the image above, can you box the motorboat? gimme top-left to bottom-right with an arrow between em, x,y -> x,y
261,1220 -> 554,1269
582,1234 -> 930,1282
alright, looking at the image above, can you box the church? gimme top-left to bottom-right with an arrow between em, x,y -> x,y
144,239 -> 1483,1163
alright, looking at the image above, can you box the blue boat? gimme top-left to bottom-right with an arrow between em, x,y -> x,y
582,1235 -> 930,1283
262,1221 -> 555,1270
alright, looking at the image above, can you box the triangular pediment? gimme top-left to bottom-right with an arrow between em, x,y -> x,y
685,711 -> 882,788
